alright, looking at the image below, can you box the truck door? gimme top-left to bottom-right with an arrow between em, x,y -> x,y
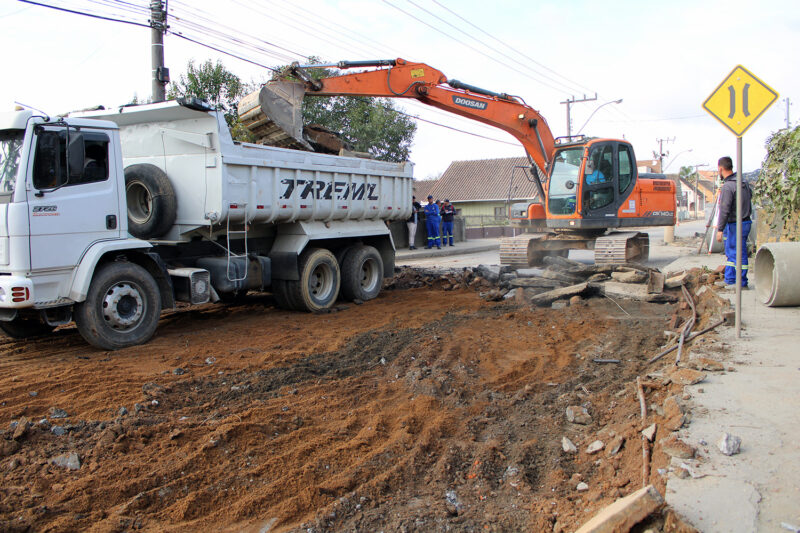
27,125 -> 121,273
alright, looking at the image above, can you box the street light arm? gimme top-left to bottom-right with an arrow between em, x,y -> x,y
664,148 -> 693,171
576,99 -> 623,134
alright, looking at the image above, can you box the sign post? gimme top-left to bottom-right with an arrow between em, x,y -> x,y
702,65 -> 778,338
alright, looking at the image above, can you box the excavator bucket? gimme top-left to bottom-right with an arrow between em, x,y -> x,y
237,81 -> 312,150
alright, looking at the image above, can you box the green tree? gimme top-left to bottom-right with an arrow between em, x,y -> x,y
277,61 -> 416,162
168,59 -> 248,127
756,125 -> 800,220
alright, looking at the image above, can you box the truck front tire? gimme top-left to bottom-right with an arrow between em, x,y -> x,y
340,245 -> 383,302
124,164 -> 177,239
282,248 -> 340,312
74,262 -> 162,350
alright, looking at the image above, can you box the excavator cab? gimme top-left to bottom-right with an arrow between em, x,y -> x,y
544,139 -> 638,228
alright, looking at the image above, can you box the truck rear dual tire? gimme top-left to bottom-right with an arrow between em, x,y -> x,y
74,262 -> 161,350
124,164 -> 177,239
340,245 -> 383,302
274,248 -> 341,312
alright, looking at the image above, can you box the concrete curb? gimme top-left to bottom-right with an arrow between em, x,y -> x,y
396,242 -> 499,262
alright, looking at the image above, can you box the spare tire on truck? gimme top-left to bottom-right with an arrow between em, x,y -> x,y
124,164 -> 177,239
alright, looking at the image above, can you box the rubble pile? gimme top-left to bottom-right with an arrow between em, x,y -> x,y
387,256 -> 732,309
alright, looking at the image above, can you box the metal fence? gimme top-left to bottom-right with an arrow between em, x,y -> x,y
462,214 -> 510,227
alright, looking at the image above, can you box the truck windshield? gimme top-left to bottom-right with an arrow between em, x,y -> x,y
547,147 -> 583,215
0,130 -> 24,196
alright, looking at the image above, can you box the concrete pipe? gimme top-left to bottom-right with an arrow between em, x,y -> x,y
755,242 -> 800,307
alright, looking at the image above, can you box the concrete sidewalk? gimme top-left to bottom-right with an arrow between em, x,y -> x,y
395,238 -> 500,261
662,253 -> 800,532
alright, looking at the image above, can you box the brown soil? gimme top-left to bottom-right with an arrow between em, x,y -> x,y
0,280 -> 704,532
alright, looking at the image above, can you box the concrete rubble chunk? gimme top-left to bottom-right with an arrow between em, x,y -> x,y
641,424 -> 657,442
566,405 -> 592,425
688,357 -> 724,372
607,436 -> 625,456
444,490 -> 463,516
647,271 -> 665,294
586,440 -> 605,454
531,283 -> 589,307
717,432 -> 742,456
576,482 -> 589,491
510,277 -> 565,289
665,271 -> 689,288
12,417 -> 29,440
611,270 -> 648,283
562,436 -> 578,453
49,407 -> 68,419
660,435 -> 696,459
599,281 -> 677,303
574,484 -> 665,533
48,452 -> 81,470
670,368 -> 707,386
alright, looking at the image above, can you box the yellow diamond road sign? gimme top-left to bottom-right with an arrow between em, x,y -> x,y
703,65 -> 779,137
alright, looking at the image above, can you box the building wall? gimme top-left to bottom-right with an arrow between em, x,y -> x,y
455,200 -> 535,218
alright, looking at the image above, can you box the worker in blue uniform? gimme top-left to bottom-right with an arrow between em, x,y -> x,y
424,195 -> 441,249
440,199 -> 456,246
715,156 -> 752,287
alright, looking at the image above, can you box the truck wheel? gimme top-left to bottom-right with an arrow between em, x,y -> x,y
340,245 -> 383,302
0,315 -> 55,339
272,280 -> 298,311
74,262 -> 162,350
286,248 -> 340,312
124,164 -> 177,239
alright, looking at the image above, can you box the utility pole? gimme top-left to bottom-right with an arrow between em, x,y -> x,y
560,94 -> 597,137
150,0 -> 169,102
691,163 -> 708,220
784,97 -> 792,129
655,137 -> 674,173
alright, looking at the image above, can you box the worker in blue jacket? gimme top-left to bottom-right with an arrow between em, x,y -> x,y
440,199 -> 456,246
424,195 -> 441,249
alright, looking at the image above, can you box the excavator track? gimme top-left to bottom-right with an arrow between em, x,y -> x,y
500,231 -> 650,267
499,234 -> 548,268
500,233 -> 576,267
593,231 -> 650,264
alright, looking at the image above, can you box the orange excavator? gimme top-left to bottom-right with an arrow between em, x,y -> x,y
239,58 -> 676,265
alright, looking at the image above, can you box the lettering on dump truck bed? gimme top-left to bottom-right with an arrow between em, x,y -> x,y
280,179 -> 380,201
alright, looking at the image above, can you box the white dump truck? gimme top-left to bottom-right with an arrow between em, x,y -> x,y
0,98 -> 412,349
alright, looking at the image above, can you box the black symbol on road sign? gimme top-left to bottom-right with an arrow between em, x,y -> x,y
727,83 -> 751,119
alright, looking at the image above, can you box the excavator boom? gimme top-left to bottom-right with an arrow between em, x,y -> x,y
241,58 -> 554,184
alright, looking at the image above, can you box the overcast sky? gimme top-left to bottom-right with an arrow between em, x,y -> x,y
2,0 -> 797,179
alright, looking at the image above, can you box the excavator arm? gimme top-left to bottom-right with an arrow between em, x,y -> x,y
245,58 -> 555,186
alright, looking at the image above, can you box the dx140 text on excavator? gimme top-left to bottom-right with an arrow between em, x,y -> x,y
239,58 -> 677,266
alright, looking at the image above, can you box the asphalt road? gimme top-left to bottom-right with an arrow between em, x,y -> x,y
402,219 -> 710,270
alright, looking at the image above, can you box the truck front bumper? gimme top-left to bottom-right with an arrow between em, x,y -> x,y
0,276 -> 35,308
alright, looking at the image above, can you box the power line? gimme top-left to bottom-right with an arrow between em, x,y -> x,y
406,0 -> 581,96
168,31 -> 278,72
16,0 -> 150,27
430,0 -> 595,96
390,107 -> 519,146
382,0 -> 572,96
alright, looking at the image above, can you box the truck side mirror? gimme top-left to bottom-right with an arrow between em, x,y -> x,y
67,132 -> 85,179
